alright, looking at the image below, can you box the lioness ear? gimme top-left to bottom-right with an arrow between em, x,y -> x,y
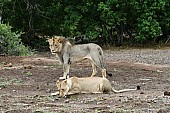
56,80 -> 60,83
64,80 -> 67,84
56,80 -> 60,86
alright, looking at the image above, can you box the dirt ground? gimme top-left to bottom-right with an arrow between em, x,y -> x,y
0,51 -> 170,113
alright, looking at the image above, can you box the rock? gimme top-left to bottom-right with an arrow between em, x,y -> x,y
4,63 -> 12,67
164,91 -> 170,96
156,70 -> 163,73
64,99 -> 69,103
140,91 -> 144,94
157,109 -> 169,113
24,65 -> 32,69
46,89 -> 51,93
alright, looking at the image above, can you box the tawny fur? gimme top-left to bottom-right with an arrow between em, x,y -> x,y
52,76 -> 139,97
47,36 -> 111,79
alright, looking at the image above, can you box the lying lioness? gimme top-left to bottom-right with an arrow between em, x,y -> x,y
47,36 -> 112,79
51,76 -> 140,97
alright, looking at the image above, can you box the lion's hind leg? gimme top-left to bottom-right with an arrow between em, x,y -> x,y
91,63 -> 98,77
90,53 -> 107,78
101,68 -> 107,78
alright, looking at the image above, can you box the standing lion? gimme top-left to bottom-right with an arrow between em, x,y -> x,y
47,36 -> 111,79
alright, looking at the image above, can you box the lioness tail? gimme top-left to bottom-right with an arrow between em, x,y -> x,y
112,86 -> 140,93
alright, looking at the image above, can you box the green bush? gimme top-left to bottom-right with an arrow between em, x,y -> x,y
0,23 -> 32,56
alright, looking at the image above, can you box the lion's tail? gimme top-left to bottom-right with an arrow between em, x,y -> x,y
97,47 -> 105,68
106,71 -> 112,77
112,86 -> 140,93
97,47 -> 112,77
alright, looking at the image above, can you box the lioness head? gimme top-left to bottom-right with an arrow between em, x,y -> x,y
56,80 -> 69,97
47,36 -> 65,54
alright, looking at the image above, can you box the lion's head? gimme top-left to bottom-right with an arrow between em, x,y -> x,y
56,79 -> 69,97
47,36 -> 66,54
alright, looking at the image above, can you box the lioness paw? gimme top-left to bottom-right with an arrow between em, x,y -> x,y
51,91 -> 59,96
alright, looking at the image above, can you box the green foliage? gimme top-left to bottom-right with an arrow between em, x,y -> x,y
2,0 -> 170,46
62,7 -> 82,36
132,0 -> 165,42
136,13 -> 161,42
24,71 -> 33,76
1,0 -> 11,4
0,23 -> 32,55
0,77 -> 22,88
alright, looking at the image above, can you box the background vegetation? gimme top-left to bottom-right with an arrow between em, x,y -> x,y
0,23 -> 32,55
1,0 -> 170,54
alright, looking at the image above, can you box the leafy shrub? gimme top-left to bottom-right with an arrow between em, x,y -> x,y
135,13 -> 161,42
0,23 -> 32,56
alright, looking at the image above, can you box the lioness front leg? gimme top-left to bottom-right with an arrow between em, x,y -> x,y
51,91 -> 59,96
68,87 -> 81,95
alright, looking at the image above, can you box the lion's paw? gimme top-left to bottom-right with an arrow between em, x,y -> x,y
59,77 -> 66,80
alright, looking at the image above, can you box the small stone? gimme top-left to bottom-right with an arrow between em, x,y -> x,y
157,109 -> 169,113
46,89 -> 51,93
64,99 -> 69,103
24,65 -> 32,69
140,91 -> 144,94
4,63 -> 12,67
164,91 -> 170,96
156,70 -> 163,73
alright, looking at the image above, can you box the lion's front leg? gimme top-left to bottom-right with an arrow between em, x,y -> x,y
60,54 -> 70,80
60,64 -> 70,80
55,54 -> 63,65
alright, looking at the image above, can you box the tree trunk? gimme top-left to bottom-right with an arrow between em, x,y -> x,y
0,4 -> 2,23
116,21 -> 124,46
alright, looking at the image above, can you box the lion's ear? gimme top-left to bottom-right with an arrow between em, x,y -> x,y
58,38 -> 64,43
46,38 -> 50,42
46,36 -> 51,42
